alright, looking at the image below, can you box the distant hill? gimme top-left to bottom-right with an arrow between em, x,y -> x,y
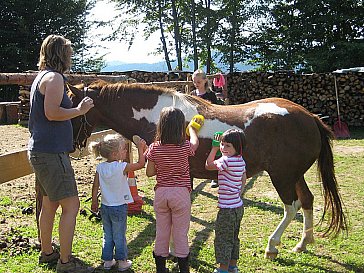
102,60 -> 255,73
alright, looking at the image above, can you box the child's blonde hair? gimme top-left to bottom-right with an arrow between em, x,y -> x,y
192,69 -> 212,92
88,133 -> 125,160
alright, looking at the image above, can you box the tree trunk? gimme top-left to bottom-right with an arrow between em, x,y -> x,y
191,0 -> 198,70
171,0 -> 183,70
158,0 -> 172,71
205,0 -> 212,74
229,8 -> 237,73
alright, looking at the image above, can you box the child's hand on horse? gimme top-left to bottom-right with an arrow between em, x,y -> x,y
133,135 -> 148,152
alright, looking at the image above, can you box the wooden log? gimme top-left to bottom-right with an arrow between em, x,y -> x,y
0,72 -> 133,86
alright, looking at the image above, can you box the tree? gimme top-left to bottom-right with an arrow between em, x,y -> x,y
0,0 -> 104,73
297,0 -> 364,72
215,0 -> 250,73
248,0 -> 364,72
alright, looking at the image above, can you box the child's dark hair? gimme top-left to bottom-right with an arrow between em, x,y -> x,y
155,107 -> 186,145
221,129 -> 246,156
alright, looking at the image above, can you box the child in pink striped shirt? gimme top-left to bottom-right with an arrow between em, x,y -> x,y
205,129 -> 247,273
146,107 -> 203,273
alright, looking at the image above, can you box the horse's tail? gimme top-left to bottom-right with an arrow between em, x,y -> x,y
314,115 -> 347,236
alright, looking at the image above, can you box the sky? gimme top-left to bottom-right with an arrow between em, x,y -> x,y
89,1 -> 164,64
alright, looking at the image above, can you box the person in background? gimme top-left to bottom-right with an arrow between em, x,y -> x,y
191,69 -> 218,104
146,107 -> 204,273
89,133 -> 147,271
205,129 -> 247,273
27,34 -> 94,273
191,69 -> 219,188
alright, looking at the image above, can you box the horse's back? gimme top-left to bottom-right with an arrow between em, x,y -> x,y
236,98 -> 322,178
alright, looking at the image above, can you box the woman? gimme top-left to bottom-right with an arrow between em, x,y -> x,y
28,34 -> 94,273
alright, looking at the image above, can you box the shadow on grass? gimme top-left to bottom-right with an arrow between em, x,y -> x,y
274,252 -> 364,273
310,251 -> 364,273
124,173 -> 308,272
243,172 -> 303,223
346,126 -> 364,139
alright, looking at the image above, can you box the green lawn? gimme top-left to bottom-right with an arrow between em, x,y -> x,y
0,128 -> 363,273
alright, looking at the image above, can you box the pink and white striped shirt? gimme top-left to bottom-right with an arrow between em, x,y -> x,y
146,140 -> 194,191
214,155 -> 246,208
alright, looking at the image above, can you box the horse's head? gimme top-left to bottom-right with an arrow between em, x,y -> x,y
67,81 -> 104,152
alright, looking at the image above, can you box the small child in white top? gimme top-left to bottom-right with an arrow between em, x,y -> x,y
205,129 -> 247,273
89,133 -> 147,271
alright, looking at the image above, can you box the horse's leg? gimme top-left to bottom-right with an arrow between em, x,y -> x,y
265,199 -> 302,259
293,177 -> 315,252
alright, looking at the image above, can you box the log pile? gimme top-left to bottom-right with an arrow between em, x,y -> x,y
227,71 -> 364,126
1,70 -> 363,127
18,86 -> 30,126
0,72 -> 134,86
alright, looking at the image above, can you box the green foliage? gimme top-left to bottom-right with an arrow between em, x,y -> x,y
248,0 -> 364,72
0,0 -> 104,73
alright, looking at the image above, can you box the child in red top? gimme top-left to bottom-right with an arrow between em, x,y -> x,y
146,107 -> 203,273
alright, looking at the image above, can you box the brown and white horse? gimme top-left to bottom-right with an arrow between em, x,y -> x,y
68,80 -> 346,259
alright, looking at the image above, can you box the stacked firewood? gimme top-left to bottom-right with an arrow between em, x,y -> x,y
18,86 -> 31,126
227,71 -> 364,126
11,70 -> 364,127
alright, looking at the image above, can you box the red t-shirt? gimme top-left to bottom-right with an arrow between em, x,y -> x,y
146,140 -> 195,191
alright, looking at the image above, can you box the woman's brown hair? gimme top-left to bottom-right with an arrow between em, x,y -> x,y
37,34 -> 73,73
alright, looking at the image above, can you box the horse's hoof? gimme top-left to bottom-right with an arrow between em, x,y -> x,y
265,251 -> 278,259
292,245 -> 306,253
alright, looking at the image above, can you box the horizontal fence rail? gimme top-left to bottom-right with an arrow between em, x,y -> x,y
0,129 -> 116,184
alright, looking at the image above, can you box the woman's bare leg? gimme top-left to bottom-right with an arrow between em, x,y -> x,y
58,196 -> 80,263
39,196 -> 59,254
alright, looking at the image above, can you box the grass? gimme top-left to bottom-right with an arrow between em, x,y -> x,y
1,128 -> 364,272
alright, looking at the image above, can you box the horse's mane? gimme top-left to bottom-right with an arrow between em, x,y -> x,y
87,80 -> 212,109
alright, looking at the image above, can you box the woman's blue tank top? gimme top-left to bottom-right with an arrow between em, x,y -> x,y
28,70 -> 73,153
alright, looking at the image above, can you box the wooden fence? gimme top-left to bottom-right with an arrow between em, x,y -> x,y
0,129 -> 116,184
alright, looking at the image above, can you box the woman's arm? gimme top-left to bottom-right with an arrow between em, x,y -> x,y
42,72 -> 94,121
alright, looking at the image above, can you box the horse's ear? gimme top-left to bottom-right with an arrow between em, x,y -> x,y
66,83 -> 83,98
